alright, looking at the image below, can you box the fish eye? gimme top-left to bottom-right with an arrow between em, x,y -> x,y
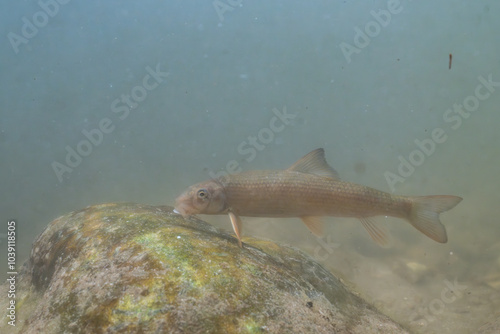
197,189 -> 208,199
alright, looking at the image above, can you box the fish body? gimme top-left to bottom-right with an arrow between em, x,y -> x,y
174,149 -> 462,247
220,170 -> 409,219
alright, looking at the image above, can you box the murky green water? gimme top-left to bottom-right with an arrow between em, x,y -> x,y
1,1 -> 499,333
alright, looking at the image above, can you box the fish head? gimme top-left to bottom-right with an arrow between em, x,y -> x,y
174,180 -> 227,217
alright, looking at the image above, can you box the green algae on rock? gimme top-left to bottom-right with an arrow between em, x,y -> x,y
0,203 -> 410,334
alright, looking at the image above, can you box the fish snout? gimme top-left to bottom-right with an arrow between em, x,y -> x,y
173,195 -> 191,217
173,201 -> 192,218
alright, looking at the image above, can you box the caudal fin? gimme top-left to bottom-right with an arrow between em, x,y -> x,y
408,195 -> 462,243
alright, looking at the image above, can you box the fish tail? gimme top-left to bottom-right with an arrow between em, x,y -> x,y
407,195 -> 462,243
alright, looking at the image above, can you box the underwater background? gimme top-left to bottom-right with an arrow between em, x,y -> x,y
1,1 -> 499,333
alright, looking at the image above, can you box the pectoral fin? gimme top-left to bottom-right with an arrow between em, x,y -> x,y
228,212 -> 243,248
301,216 -> 324,237
359,217 -> 390,247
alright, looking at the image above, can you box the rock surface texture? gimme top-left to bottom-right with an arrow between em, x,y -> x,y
0,203 -> 411,333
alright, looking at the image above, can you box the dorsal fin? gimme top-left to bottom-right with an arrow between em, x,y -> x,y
287,148 -> 340,180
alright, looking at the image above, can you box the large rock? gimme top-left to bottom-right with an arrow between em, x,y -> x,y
0,203 -> 410,333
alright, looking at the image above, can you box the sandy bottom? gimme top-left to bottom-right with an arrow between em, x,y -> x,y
204,211 -> 500,334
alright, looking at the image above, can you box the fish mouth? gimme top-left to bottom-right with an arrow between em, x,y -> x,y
173,206 -> 187,217
173,201 -> 193,218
